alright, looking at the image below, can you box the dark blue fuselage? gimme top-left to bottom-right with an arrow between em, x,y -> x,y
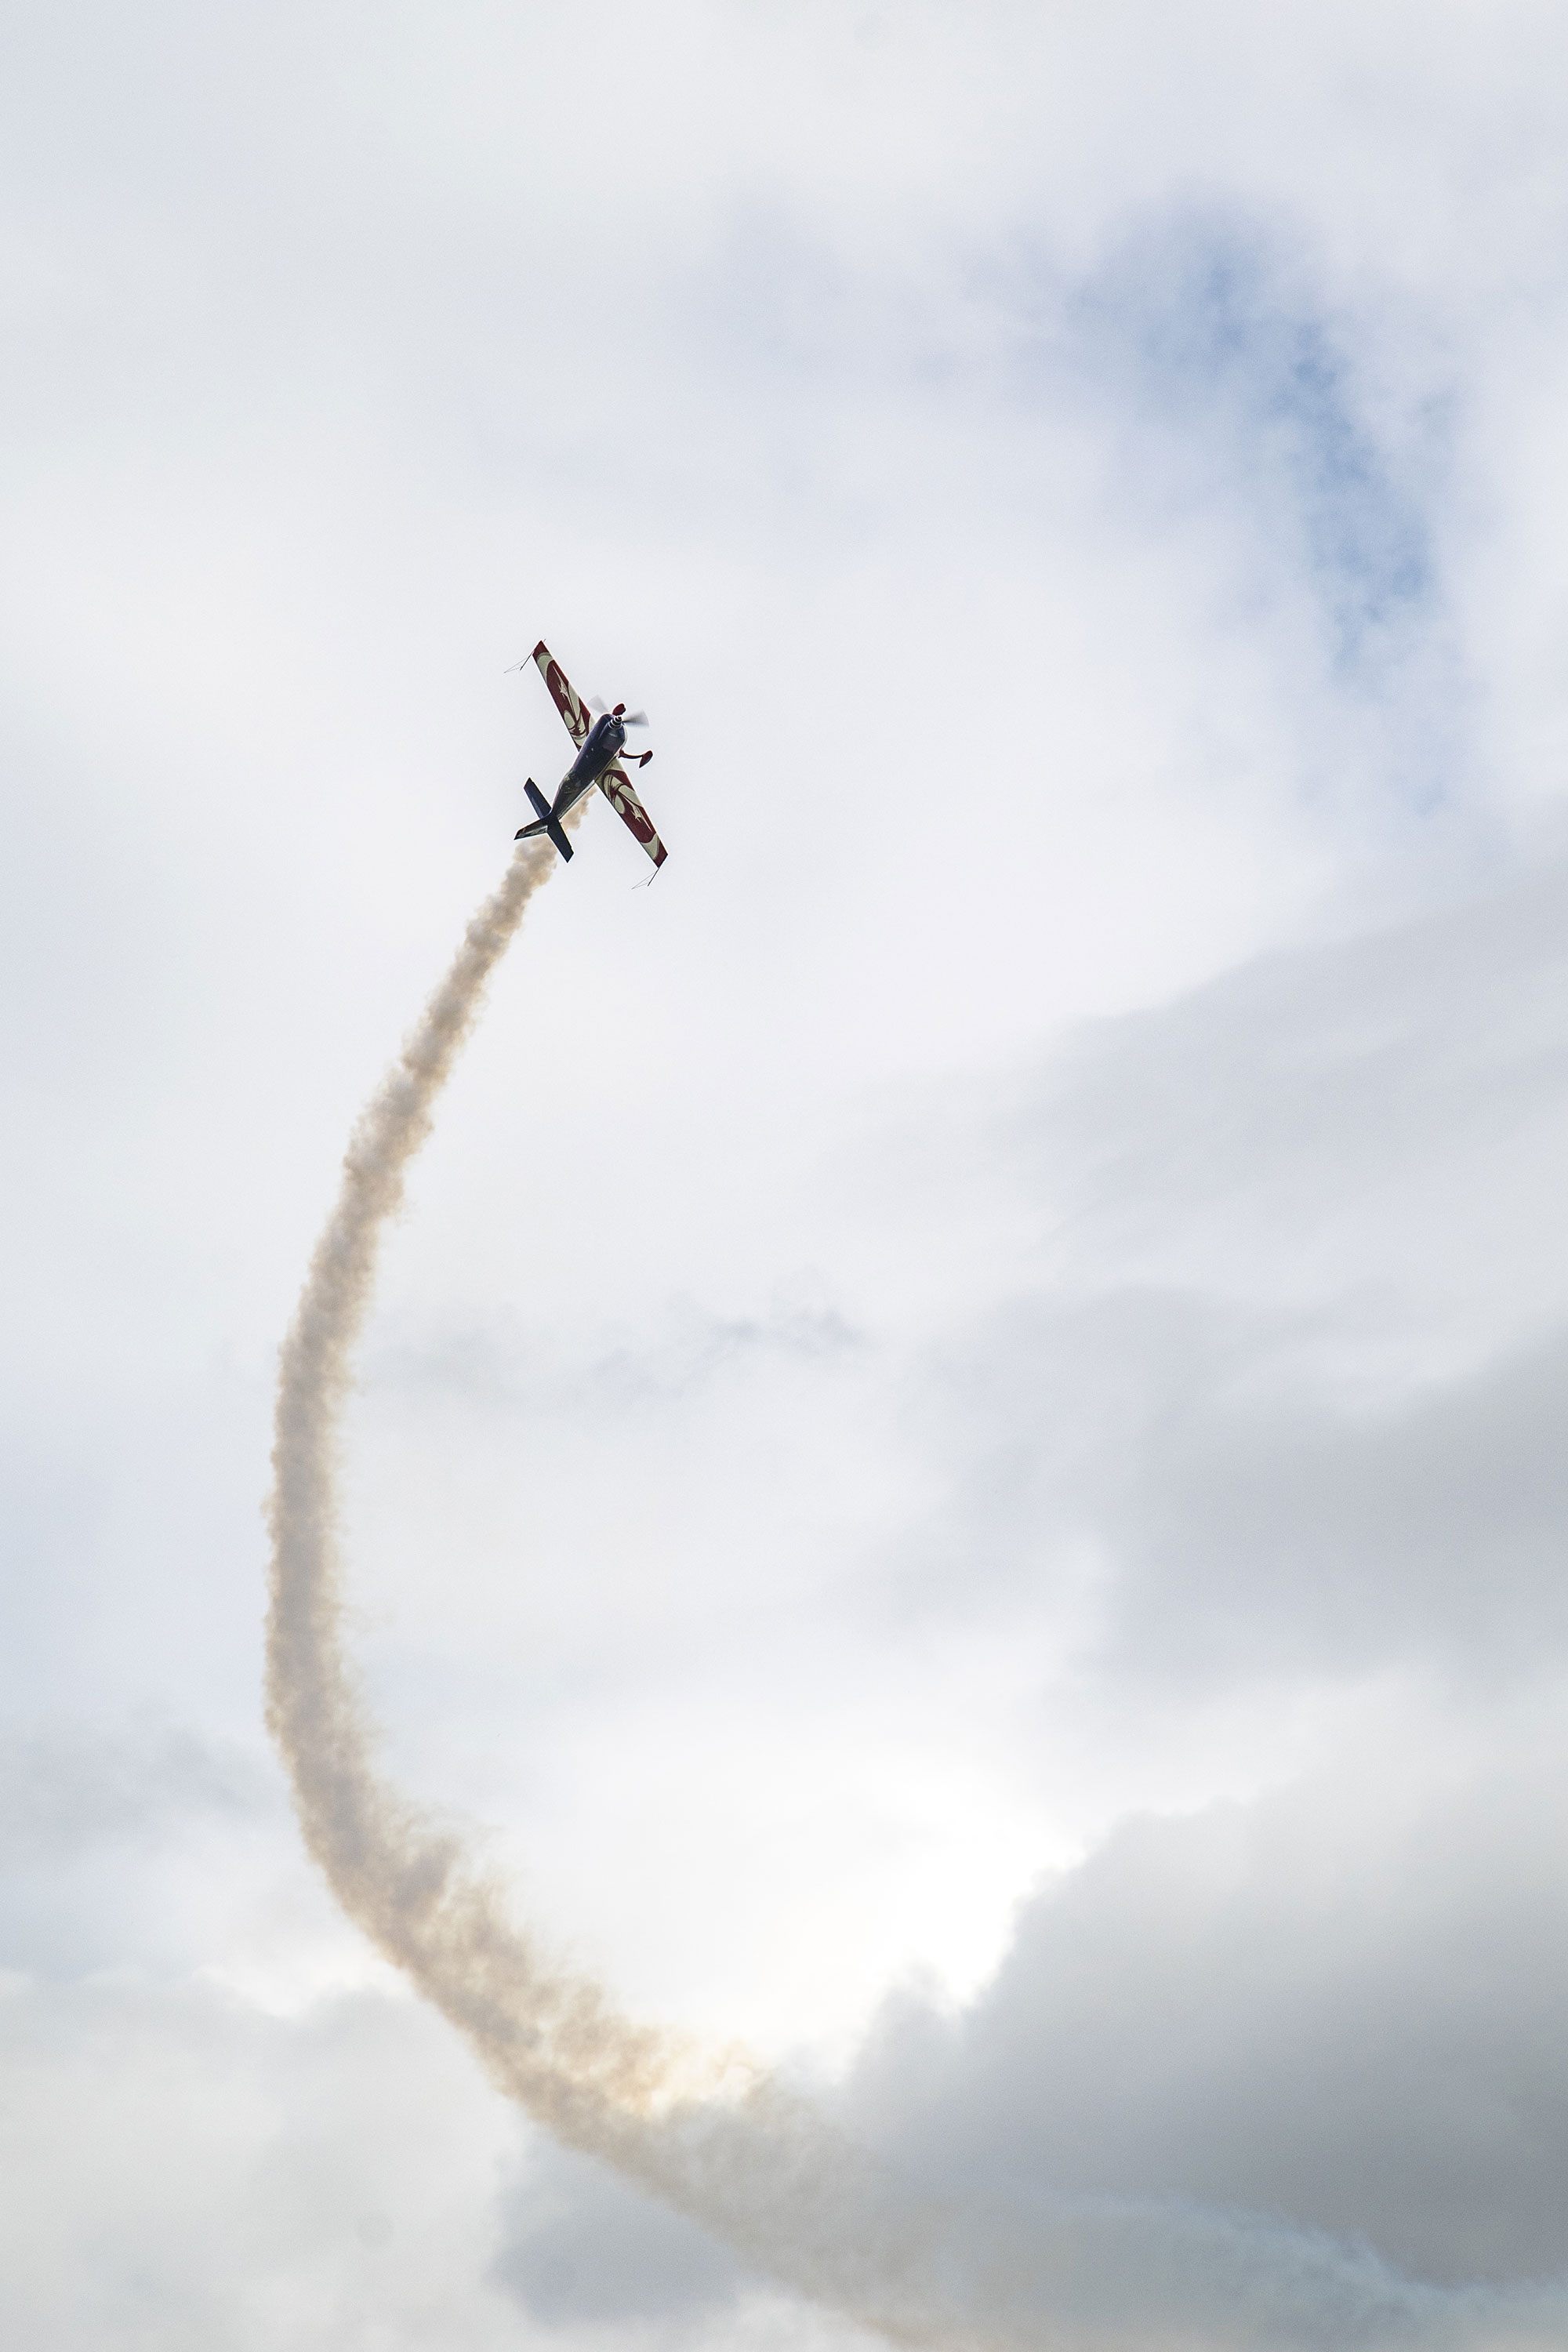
554,712 -> 626,814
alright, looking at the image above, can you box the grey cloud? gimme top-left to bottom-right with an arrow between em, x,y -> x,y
367,1287 -> 864,1417
822,856 -> 1568,2323
0,1717 -> 269,1979
586,1293 -> 865,1411
492,2140 -> 746,2328
0,1715 -> 261,1862
894,860 -> 1568,1686
1021,860 -> 1568,1254
1101,1312 -> 1568,1682
910,1287 -> 1568,1685
0,1969 -> 525,2352
847,1752 -> 1568,2293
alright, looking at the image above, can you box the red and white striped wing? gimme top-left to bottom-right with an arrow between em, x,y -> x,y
531,640 -> 592,749
599,765 -> 667,869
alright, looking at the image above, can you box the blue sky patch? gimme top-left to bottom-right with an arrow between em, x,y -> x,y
1060,215 -> 1446,677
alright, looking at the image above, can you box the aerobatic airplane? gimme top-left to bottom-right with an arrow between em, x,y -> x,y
514,640 -> 666,869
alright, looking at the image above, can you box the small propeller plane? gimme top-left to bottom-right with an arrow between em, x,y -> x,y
514,640 -> 666,869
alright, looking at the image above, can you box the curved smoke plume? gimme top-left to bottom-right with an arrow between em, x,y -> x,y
263,839 -> 958,2347
264,844 -> 1556,2352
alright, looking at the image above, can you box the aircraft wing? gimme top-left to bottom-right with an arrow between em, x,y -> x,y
599,765 -> 668,869
532,641 -> 593,749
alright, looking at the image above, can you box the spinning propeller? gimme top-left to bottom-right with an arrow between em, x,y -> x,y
589,695 -> 648,726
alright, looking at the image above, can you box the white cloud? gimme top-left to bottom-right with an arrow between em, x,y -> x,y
11,3 -> 1568,2344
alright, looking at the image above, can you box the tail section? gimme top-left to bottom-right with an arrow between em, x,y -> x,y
514,779 -> 574,861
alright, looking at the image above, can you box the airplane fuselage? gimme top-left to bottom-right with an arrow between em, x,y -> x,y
554,711 -> 627,815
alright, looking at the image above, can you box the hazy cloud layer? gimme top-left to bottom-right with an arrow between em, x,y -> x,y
495,2140 -> 746,2328
10,2 -> 1568,2345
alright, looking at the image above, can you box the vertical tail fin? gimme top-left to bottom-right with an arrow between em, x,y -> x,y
519,778 -> 573,862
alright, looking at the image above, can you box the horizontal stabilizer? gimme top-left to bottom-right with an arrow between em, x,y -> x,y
514,777 -> 573,860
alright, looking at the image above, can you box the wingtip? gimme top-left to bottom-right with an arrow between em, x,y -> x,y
531,638 -> 548,660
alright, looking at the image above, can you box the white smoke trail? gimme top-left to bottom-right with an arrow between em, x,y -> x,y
263,838 -> 962,2347
264,844 -> 1565,2352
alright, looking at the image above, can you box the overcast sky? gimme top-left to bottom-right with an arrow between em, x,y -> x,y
9,4 -> 1568,2346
